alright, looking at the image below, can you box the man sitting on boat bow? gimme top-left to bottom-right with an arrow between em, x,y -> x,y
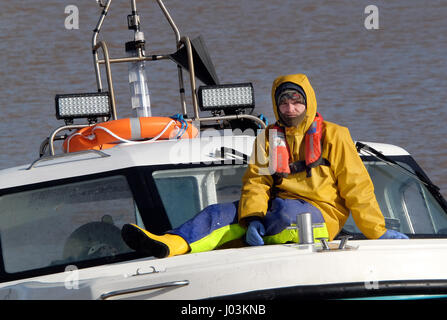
121,73 -> 408,258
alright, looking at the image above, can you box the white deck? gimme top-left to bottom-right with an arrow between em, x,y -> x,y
0,238 -> 445,299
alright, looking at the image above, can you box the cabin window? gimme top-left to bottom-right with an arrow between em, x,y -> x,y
343,159 -> 447,236
0,175 -> 136,273
152,165 -> 246,228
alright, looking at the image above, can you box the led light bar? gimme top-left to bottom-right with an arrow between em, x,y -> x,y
197,83 -> 255,112
55,92 -> 111,121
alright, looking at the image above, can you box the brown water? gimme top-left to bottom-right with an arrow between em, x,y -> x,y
0,0 -> 446,199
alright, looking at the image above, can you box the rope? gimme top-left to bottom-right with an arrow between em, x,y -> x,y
66,118 -> 177,152
170,113 -> 188,139
258,114 -> 268,127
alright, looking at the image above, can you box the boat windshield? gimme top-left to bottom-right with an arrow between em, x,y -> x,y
344,159 -> 447,237
0,175 -> 137,274
152,159 -> 447,237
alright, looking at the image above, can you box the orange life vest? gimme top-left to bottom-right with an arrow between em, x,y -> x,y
271,112 -> 329,179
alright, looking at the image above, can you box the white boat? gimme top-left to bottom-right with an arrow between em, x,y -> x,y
0,0 -> 447,301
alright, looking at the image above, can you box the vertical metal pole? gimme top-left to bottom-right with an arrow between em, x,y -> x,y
131,0 -> 137,13
94,41 -> 117,120
92,0 -> 112,92
156,0 -> 188,117
180,36 -> 199,120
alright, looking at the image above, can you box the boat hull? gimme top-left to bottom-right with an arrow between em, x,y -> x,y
1,239 -> 447,300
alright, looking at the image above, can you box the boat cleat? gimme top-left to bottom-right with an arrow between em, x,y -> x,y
124,265 -> 166,278
315,236 -> 359,252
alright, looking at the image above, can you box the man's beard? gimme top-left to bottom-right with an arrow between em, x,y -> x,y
279,112 -> 306,128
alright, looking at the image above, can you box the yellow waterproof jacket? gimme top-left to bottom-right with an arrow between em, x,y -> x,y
238,74 -> 386,240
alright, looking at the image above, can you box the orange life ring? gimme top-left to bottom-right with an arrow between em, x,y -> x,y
63,117 -> 199,153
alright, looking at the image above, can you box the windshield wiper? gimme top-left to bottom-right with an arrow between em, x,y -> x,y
356,142 -> 440,192
356,142 -> 447,212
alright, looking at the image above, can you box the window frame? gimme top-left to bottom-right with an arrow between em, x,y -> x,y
340,155 -> 447,239
0,167 -> 157,283
0,161 -> 244,283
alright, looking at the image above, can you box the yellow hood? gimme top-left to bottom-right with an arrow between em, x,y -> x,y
271,73 -> 317,133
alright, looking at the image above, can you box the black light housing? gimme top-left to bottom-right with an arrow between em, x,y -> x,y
169,36 -> 220,86
55,92 -> 111,123
197,83 -> 255,113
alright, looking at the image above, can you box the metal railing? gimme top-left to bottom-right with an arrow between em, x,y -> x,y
44,0 -> 266,157
91,0 -> 266,128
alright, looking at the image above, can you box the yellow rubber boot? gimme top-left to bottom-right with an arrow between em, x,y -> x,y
121,224 -> 190,258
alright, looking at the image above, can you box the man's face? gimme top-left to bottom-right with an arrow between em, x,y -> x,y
278,98 -> 306,118
278,96 -> 306,127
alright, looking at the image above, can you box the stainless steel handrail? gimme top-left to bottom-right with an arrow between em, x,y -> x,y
43,1 -> 267,157
99,280 -> 190,300
88,0 -> 266,134
156,0 -> 188,116
92,0 -> 113,93
199,114 -> 267,129
93,41 -> 118,120
47,124 -> 92,156
27,149 -> 110,170
97,54 -> 169,65
179,36 -> 200,120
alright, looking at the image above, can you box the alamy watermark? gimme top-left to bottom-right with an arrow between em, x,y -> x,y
64,4 -> 379,31
165,125 -> 280,173
64,5 -> 79,30
364,5 -> 379,30
364,268 -> 379,290
64,265 -> 79,290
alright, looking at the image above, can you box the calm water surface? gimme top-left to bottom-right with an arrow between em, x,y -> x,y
0,0 -> 446,199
